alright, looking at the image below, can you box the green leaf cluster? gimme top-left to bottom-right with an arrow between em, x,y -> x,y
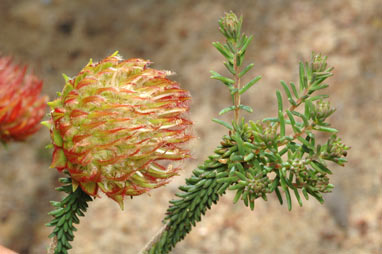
146,39 -> 349,254
46,176 -> 92,254
211,11 -> 261,120
220,116 -> 348,212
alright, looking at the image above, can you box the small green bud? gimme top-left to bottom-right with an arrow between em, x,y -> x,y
219,11 -> 242,41
313,100 -> 336,122
311,53 -> 328,72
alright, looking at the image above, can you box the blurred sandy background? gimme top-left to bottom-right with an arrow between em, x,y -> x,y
0,0 -> 381,253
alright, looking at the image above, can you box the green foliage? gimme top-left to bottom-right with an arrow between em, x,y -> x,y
46,176 -> 92,254
210,11 -> 261,122
145,11 -> 349,254
148,148 -> 231,254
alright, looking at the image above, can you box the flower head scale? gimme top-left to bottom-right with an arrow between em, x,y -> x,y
46,52 -> 192,208
0,56 -> 47,143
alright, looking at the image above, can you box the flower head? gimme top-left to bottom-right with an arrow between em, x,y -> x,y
219,11 -> 242,40
311,53 -> 328,72
0,57 -> 47,143
46,52 -> 192,208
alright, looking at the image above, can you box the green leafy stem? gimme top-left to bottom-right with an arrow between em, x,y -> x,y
210,12 -> 261,124
141,11 -> 349,254
46,175 -> 92,254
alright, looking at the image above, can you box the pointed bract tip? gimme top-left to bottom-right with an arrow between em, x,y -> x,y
72,179 -> 79,192
62,73 -> 71,82
111,50 -> 119,57
41,121 -> 52,129
47,99 -> 62,109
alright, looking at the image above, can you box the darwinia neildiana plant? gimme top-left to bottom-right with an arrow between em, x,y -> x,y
45,53 -> 192,254
46,12 -> 349,254
0,57 -> 47,143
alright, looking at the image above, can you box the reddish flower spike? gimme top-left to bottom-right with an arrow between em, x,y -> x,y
0,57 -> 47,143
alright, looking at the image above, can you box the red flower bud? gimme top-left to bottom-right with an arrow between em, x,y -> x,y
46,52 -> 192,208
0,57 -> 47,143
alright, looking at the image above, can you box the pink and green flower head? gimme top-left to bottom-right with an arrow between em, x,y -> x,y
44,52 -> 192,208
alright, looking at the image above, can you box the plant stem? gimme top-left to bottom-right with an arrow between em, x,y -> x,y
275,89 -> 309,131
48,236 -> 58,254
46,177 -> 92,254
138,224 -> 168,254
141,147 -> 231,254
233,48 -> 241,124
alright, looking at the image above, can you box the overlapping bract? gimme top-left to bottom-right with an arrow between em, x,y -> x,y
47,52 -> 192,208
0,57 -> 47,143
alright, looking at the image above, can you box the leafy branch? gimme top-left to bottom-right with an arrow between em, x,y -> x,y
140,151 -> 230,254
211,11 -> 261,125
141,11 -> 349,254
46,175 -> 92,254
